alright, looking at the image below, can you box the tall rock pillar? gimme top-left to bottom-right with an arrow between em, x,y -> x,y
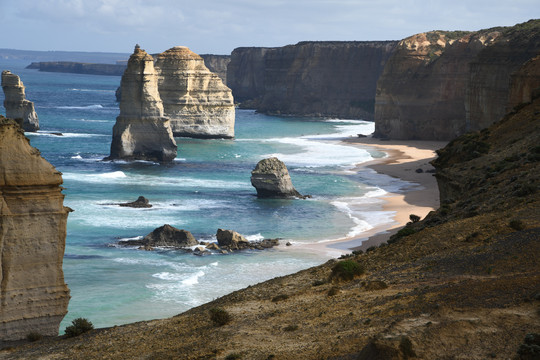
1,71 -> 39,132
108,45 -> 177,163
0,117 -> 70,340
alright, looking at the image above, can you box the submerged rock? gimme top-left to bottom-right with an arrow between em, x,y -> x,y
1,70 -> 39,131
250,157 -> 305,198
118,196 -> 152,208
107,45 -> 177,163
0,117 -> 70,340
155,46 -> 235,139
120,224 -> 198,248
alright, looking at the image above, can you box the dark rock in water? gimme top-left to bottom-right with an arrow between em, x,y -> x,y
215,228 -> 280,252
120,224 -> 198,248
250,157 -> 306,198
51,132 -> 63,136
415,168 -> 424,173
118,196 -> 152,208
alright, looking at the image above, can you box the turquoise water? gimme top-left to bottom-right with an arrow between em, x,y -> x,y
0,60 -> 410,332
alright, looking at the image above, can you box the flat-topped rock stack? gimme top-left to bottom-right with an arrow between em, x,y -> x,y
1,70 -> 39,132
155,46 -> 235,139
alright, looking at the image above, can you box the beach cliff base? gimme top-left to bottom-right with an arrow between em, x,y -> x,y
2,95 -> 539,359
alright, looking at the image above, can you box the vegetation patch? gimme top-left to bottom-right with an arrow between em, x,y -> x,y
26,332 -> 42,342
271,294 -> 289,302
330,259 -> 365,281
363,280 -> 388,291
283,324 -> 299,332
64,318 -> 94,338
209,308 -> 231,326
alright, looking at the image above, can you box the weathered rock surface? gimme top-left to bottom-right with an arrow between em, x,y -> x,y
155,46 -> 235,139
120,224 -> 197,248
200,55 -> 230,85
251,157 -> 303,198
107,46 -> 177,163
374,19 -> 540,140
227,41 -> 397,119
215,229 -> 280,251
1,70 -> 39,132
117,196 -> 152,208
508,55 -> 540,109
0,117 -> 70,341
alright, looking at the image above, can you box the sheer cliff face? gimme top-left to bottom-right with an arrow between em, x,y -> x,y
467,20 -> 540,131
508,55 -> 540,109
0,118 -> 70,340
155,46 -> 235,139
375,20 -> 540,140
374,30 -> 501,140
109,47 -> 177,162
227,42 -> 397,120
1,71 -> 39,132
200,55 -> 230,85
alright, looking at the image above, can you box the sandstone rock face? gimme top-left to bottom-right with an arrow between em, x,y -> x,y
108,46 -> 177,162
1,70 -> 39,132
251,157 -> 302,198
228,42 -> 397,120
155,46 -> 235,139
200,55 -> 230,85
374,30 -> 501,140
508,55 -> 540,109
121,224 -> 197,248
0,117 -> 70,340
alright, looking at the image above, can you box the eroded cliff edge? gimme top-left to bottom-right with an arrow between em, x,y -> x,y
227,41 -> 398,120
375,19 -> 540,140
0,118 -> 70,341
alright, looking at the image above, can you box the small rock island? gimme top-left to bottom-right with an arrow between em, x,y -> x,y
251,157 -> 306,198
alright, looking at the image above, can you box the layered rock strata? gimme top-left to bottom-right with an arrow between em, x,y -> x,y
0,117 -> 70,340
251,157 -> 303,198
200,55 -> 230,84
108,46 -> 177,163
508,55 -> 540,109
374,19 -> 540,140
1,70 -> 39,131
227,42 -> 397,119
155,46 -> 235,139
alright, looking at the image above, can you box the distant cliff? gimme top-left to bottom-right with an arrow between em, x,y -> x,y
200,55 -> 230,84
0,117 -> 70,340
26,62 -> 126,76
374,19 -> 540,140
227,41 -> 398,120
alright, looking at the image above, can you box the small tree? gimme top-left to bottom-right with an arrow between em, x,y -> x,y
409,214 -> 421,223
64,317 -> 94,338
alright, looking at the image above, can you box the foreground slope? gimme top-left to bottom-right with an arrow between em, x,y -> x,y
2,98 -> 539,358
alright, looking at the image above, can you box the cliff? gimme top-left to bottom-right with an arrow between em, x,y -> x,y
227,41 -> 398,119
374,19 -> 540,140
155,46 -> 235,139
508,55 -> 540,109
1,71 -> 39,132
0,117 -> 70,341
25,62 -> 126,76
200,55 -> 230,84
4,96 -> 539,358
107,46 -> 177,162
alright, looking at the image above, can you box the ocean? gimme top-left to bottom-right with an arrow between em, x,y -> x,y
0,59 -> 414,332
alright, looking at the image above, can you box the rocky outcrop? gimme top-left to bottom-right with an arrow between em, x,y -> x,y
374,19 -> 540,140
200,55 -> 230,84
508,55 -> 540,109
216,229 -> 249,249
374,30 -> 501,140
107,46 -> 177,163
251,157 -> 304,198
120,224 -> 197,248
0,117 -> 70,340
155,46 -> 235,139
118,196 -> 152,208
25,62 -> 126,76
227,42 -> 397,119
1,70 -> 39,132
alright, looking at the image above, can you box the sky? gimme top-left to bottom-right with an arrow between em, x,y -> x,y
0,0 -> 538,55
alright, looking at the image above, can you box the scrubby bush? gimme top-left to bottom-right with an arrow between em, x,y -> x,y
271,294 -> 289,302
396,227 -> 416,238
363,280 -> 388,291
331,260 -> 365,281
327,286 -> 340,296
283,324 -> 299,332
64,318 -> 94,338
409,214 -> 421,223
509,219 -> 525,231
210,307 -> 231,326
26,332 -> 43,342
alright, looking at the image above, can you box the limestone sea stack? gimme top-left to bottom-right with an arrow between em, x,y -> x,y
1,70 -> 39,132
0,117 -> 70,340
155,46 -> 235,139
251,157 -> 303,198
108,46 -> 177,163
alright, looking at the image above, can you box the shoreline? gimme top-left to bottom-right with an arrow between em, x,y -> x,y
294,136 -> 447,257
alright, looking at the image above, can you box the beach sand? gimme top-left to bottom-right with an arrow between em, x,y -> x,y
295,136 -> 448,257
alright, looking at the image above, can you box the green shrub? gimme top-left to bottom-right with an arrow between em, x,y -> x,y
271,294 -> 289,302
210,307 -> 231,326
331,260 -> 365,281
283,324 -> 299,332
509,219 -> 525,231
64,318 -> 94,338
26,332 -> 42,342
396,227 -> 416,238
312,279 -> 326,287
409,214 -> 421,223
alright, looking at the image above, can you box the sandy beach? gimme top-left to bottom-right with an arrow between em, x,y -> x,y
296,136 -> 448,256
